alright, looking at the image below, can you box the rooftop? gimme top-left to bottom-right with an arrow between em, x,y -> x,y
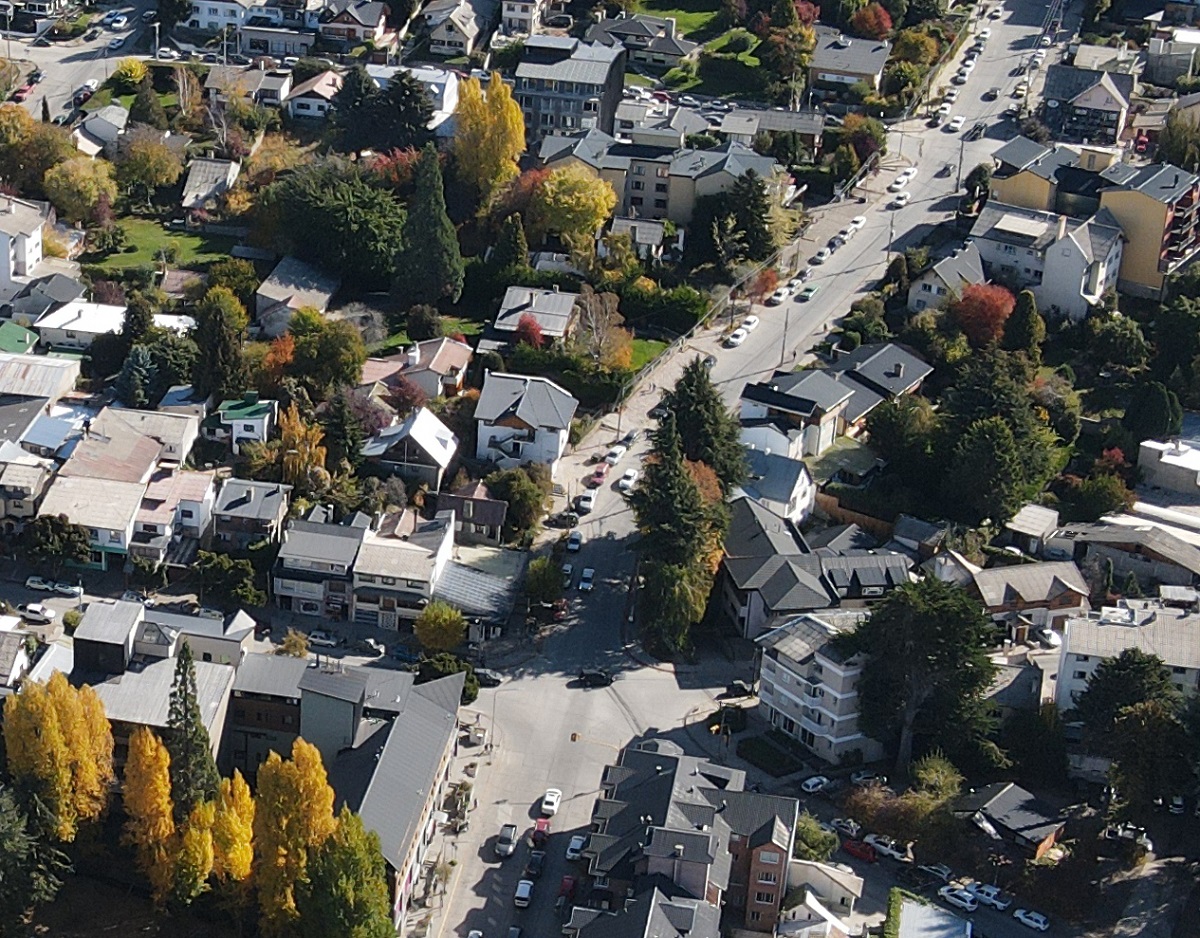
494,286 -> 579,337
811,26 -> 891,76
361,406 -> 458,468
87,656 -> 234,735
215,478 -> 292,520
232,651 -> 309,699
256,255 -> 341,313
1064,600 -> 1200,669
74,599 -> 142,646
1101,161 -> 1200,203
516,38 -> 624,86
972,561 -> 1088,608
39,475 -> 146,532
476,371 -> 578,431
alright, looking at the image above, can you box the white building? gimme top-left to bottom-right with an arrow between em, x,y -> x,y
737,447 -> 816,524
475,372 -> 578,478
0,197 -> 49,304
38,475 -> 146,571
351,512 -> 455,628
907,244 -> 984,313
1138,438 -> 1200,495
367,65 -> 461,136
189,0 -> 255,32
33,301 -> 127,350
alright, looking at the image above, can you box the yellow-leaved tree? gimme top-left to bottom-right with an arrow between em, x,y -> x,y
3,673 -> 114,842
527,164 -> 617,249
123,726 -> 177,904
213,770 -> 256,884
279,402 -> 329,494
174,799 -> 216,904
254,738 -> 337,936
451,71 -> 525,207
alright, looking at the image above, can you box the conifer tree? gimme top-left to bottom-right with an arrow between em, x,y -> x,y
321,388 -> 366,470
663,357 -> 747,492
130,77 -> 169,131
1002,289 -> 1046,362
192,286 -> 248,400
393,143 -> 463,305
493,212 -> 529,270
166,642 -> 220,823
729,170 -> 774,260
115,345 -> 155,408
628,415 -> 714,568
123,727 -> 177,904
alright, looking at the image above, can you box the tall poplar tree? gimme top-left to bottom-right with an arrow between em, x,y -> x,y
451,72 -> 525,205
212,770 -> 255,886
393,144 -> 463,305
166,642 -> 220,823
123,727 -> 176,904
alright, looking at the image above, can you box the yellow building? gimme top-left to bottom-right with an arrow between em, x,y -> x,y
990,136 -> 1121,215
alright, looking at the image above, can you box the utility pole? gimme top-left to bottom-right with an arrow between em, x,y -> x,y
152,21 -> 159,56
778,299 -> 791,368
955,135 -> 966,190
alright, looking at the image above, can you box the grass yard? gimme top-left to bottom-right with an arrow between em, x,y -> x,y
87,218 -> 238,271
634,0 -> 722,39
368,315 -> 485,354
631,337 -> 668,370
624,71 -> 657,87
83,89 -> 178,113
665,33 -> 766,98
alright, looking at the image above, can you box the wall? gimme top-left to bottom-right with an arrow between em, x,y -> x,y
990,172 -> 1056,212
298,691 -> 357,763
1099,188 -> 1168,296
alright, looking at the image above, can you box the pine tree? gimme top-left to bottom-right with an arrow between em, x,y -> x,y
130,77 -> 169,131
166,642 -> 219,823
941,416 -> 1026,525
331,64 -> 384,152
123,727 -> 177,905
192,286 -> 247,400
493,212 -> 529,270
212,770 -> 255,884
729,170 -> 774,260
321,388 -> 366,470
1123,571 -> 1144,598
663,358 -> 747,492
123,291 -> 156,347
393,144 -> 463,306
1002,289 -> 1046,361
1122,381 -> 1183,442
296,807 -> 395,938
0,786 -> 67,926
115,345 -> 156,408
628,415 -> 715,567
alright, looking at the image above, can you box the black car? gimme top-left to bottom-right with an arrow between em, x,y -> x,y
649,403 -> 669,420
83,27 -> 100,40
579,668 -> 613,687
725,679 -> 755,698
622,428 -> 640,446
475,668 -> 503,687
524,851 -> 546,879
965,121 -> 986,141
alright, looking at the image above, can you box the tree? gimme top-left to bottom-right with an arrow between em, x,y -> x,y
416,653 -> 480,705
728,170 -> 775,260
192,286 -> 248,401
393,143 -> 464,305
662,358 -> 747,492
115,345 -> 156,408
638,559 -> 712,653
254,739 -> 337,937
42,157 -> 117,224
117,129 -> 184,204
123,727 -> 176,904
1122,381 -> 1182,442
526,556 -> 563,605
212,770 -> 255,887
158,0 -> 194,28
1109,700 -> 1193,812
950,283 -> 1015,347
404,303 -> 443,341
297,807 -> 395,938
850,2 -> 892,37
793,811 -> 839,861
279,403 -> 329,494
1065,472 -> 1133,521
1002,290 -> 1045,360
414,600 -> 466,652
195,550 -> 265,609
850,579 -> 998,775
207,257 -> 259,310
1156,109 -> 1200,172
911,750 -> 963,801
513,312 -> 544,348
321,388 -> 367,469
167,642 -> 220,822
486,466 -> 548,538
0,122 -> 72,197
21,514 -> 91,576
332,66 -> 432,154
278,628 -> 310,657
1088,315 -> 1149,369
0,786 -> 67,930
893,27 -> 938,63
830,143 -> 861,183
527,164 -> 617,247
964,163 -> 992,202
112,56 -> 149,93
288,308 -> 367,399
451,73 -> 525,206
493,213 -> 529,270
1152,295 -> 1200,380
331,65 -> 383,152
1075,648 -> 1180,744
130,77 -> 169,131
941,417 -> 1026,525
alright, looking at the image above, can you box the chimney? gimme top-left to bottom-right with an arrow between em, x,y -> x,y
408,343 -> 421,367
244,390 -> 259,404
674,844 -> 685,857
1056,215 -> 1067,241
894,362 -> 905,379
552,284 -> 560,292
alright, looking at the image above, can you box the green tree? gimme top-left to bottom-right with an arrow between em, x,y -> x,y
963,163 -> 992,202
116,129 -> 183,204
196,550 -> 265,609
166,642 -> 220,823
158,0 -> 194,27
207,257 -> 260,310
321,388 -> 366,470
393,144 -> 463,305
485,466 -> 549,539
662,358 -> 747,492
331,65 -> 383,152
1122,380 -> 1183,442
1087,315 -> 1149,369
414,600 -> 466,652
0,787 -> 67,931
1152,295 -> 1200,380
1109,700 -> 1194,813
526,556 -> 563,605
296,807 -> 395,938
21,514 -> 91,576
849,579 -> 998,775
793,811 -> 838,861
1066,472 -> 1132,521
332,66 -> 432,154
911,750 -> 962,801
865,395 -> 938,488
115,345 -> 155,408
1076,648 -> 1180,744
122,292 -> 157,348
638,559 -> 712,654
941,417 -> 1026,525
1002,290 -> 1045,361
288,309 -> 367,401
192,287 -> 248,401
728,170 -> 774,260
415,653 -> 479,705
1156,109 -> 1200,172
42,157 -> 117,224
130,77 -> 169,131
493,212 -> 529,271
830,143 -> 861,183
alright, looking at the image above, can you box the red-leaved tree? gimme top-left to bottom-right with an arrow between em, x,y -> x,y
387,375 -> 429,416
514,313 -> 545,349
794,0 -> 820,24
950,283 -> 1016,347
850,3 -> 892,39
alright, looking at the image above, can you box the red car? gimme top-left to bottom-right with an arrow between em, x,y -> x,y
587,464 -> 609,487
11,84 -> 31,102
531,817 -> 552,848
842,840 -> 878,863
558,875 -> 577,900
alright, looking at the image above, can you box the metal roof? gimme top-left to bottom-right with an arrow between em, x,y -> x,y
476,371 -> 578,431
74,599 -> 143,646
432,560 -> 519,622
972,561 -> 1088,608
215,479 -> 291,520
88,656 -> 234,735
279,519 -> 366,566
233,652 -> 309,699
40,475 -> 147,532
811,26 -> 891,76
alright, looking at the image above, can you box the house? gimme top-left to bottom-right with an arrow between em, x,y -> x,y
434,480 -> 507,545
359,337 -> 473,401
988,136 -> 1120,217
953,782 -> 1065,859
565,884 -> 721,938
188,0 -> 256,32
1042,65 -> 1133,145
0,352 -> 78,401
1138,437 -> 1200,494
785,860 -> 863,922
1005,503 -> 1060,556
1046,521 -> 1200,587
757,613 -> 885,765
285,70 -> 343,119
201,392 -> 278,455
1148,28 -> 1200,84
1056,600 -> 1200,712
716,107 -> 825,154
893,895 -> 971,938
491,285 -> 579,344
824,342 -> 933,427
361,406 -> 459,490
213,478 -> 292,549
129,468 -> 217,567
239,18 -> 316,56
3,273 -> 84,325
0,618 -> 31,691
32,301 -> 125,350
971,561 -> 1090,640
580,738 -> 798,934
0,446 -> 55,534
319,0 -> 391,44
740,371 -> 853,458
809,27 -> 891,100
226,652 -> 309,779
39,476 -> 146,570
273,505 -> 370,619
1073,41 -> 1144,77
613,98 -> 709,143
351,511 -> 455,627
255,255 -> 341,327
73,105 -> 129,156
584,13 -> 699,69
427,0 -> 498,56
475,371 -> 578,477
514,37 -> 625,144
498,0 -> 545,35
737,447 -> 816,524
181,158 -> 241,210
0,197 -> 52,304
1097,161 -> 1200,298
968,201 -> 1125,321
601,217 -> 684,263
907,244 -> 985,312
140,606 -> 255,667
92,406 -> 200,466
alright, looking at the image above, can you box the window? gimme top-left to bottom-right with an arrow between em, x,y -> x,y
921,283 -> 933,292
243,423 -> 255,432
181,509 -> 194,519
749,912 -> 761,922
634,165 -> 645,175
208,5 -> 217,11
1073,670 -> 1086,680
1002,244 -> 1017,255
656,167 -> 668,177
1174,666 -> 1187,674
631,197 -> 644,206
632,181 -> 644,191
758,850 -> 779,864
360,574 -> 375,583
383,576 -> 396,585
655,183 -> 667,192
757,872 -> 778,884
203,652 -> 213,662
654,199 -> 667,209
754,891 -> 775,904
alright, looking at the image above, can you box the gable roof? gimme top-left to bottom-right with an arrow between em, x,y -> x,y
725,496 -> 809,559
991,136 -> 1053,173
87,656 -> 234,735
1070,207 -> 1124,262
233,651 -> 309,698
476,371 -> 577,431
494,285 -> 579,337
279,517 -> 367,566
811,26 -> 890,76
61,420 -> 160,483
954,781 -> 1064,845
741,369 -> 853,418
1054,521 -> 1200,576
827,342 -> 933,398
516,38 -> 623,85
1043,64 -> 1133,109
738,449 -> 811,506
972,561 -> 1088,608
288,70 -> 343,102
215,478 -> 292,519
1100,161 -> 1199,203
325,0 -> 388,24
0,322 -> 37,355
1006,503 -> 1060,538
181,158 -> 240,209
75,599 -> 142,645
256,255 -> 341,313
361,406 -> 458,468
914,244 -> 985,301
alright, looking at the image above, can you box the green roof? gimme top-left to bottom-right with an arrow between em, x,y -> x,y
0,322 -> 37,354
216,395 -> 274,421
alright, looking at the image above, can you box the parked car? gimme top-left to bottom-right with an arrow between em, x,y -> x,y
938,885 -> 978,913
801,775 -> 829,794
391,644 -> 421,663
851,770 -> 887,786
918,863 -> 953,882
984,86 -> 1000,100
1012,909 -> 1050,932
618,469 -> 639,492
891,192 -> 913,208
17,603 -> 54,624
725,328 -> 748,347
579,568 -> 596,592
622,429 -> 640,446
587,464 -> 609,488
355,638 -> 385,656
766,288 -> 789,306
558,875 -> 577,900
577,491 -> 596,514
947,115 -> 966,132
742,315 -> 761,332
525,850 -> 547,879
83,27 -> 101,40
141,9 -> 158,20
24,576 -> 53,592
966,882 -> 1011,910
532,817 -> 551,848
107,36 -> 126,49
566,834 -> 587,860
798,285 -> 820,302
101,9 -> 120,24
561,563 -> 574,588
849,215 -> 867,231
110,14 -> 128,28
842,839 -> 877,862
121,589 -> 156,606
496,823 -> 519,857
53,582 -> 83,598
832,817 -> 861,837
475,668 -> 503,687
888,176 -> 910,192
567,531 -> 583,552
513,879 -> 534,908
11,84 -> 31,102
308,630 -> 339,648
541,788 -> 563,816
813,248 -> 832,264
604,444 -> 628,465
864,833 -> 909,861
157,46 -> 181,59
579,667 -> 613,687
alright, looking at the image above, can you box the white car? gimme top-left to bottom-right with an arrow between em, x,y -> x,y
725,328 -> 748,347
101,9 -> 121,23
1013,909 -> 1050,932
944,88 -> 959,101
887,176 -> 910,192
966,882 -> 1011,910
939,886 -> 979,913
18,603 -> 55,625
741,315 -> 760,331
110,14 -> 128,28
53,582 -> 83,598
513,879 -> 534,908
978,26 -> 992,39
951,72 -> 968,84
849,215 -> 866,230
24,576 -> 53,591
566,531 -> 583,552
308,630 -> 339,648
604,444 -> 628,465
577,491 -> 596,514
566,833 -> 587,860
948,115 -> 966,132
121,589 -> 155,607
157,47 -> 181,59
989,5 -> 1003,15
541,788 -> 563,816
960,57 -> 976,72
1170,794 -> 1185,814
800,775 -> 829,794
579,568 -> 595,592
1040,34 -> 1052,46
618,469 -> 639,492
813,248 -> 832,264
1014,82 -> 1029,98
936,102 -> 953,117
864,833 -> 909,861
831,817 -> 861,837
891,191 -> 912,208
899,166 -> 918,180
766,289 -> 788,306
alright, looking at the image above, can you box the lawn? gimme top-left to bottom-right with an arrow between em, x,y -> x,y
634,0 -> 722,39
83,89 -> 178,113
368,315 -> 485,354
631,337 -> 668,370
664,33 -> 765,98
624,71 -> 657,87
88,218 -> 239,271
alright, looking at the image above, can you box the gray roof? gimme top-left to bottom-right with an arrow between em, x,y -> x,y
433,560 -> 520,622
1054,522 -> 1200,576
494,286 -> 578,337
1071,208 -> 1123,262
611,216 -> 667,246
435,481 -> 507,529
215,479 -> 292,520
971,201 -> 1080,250
476,371 -> 578,431
729,107 -> 825,136
279,519 -> 366,566
757,613 -> 848,665
725,553 -> 831,610
538,128 -> 618,169
808,523 -> 878,554
915,245 -> 985,302
585,14 -> 699,56
0,394 -> 48,444
516,39 -> 623,85
5,273 -> 84,322
811,26 -> 890,77
181,158 -> 239,209
954,781 -> 1064,845
233,652 -> 309,698
991,136 -> 1053,173
74,599 -> 142,646
299,665 -> 369,704
972,561 -> 1088,608
1064,600 -> 1200,669
20,414 -> 72,453
724,496 -> 809,559
828,342 -> 934,398
739,449 -> 812,506
667,141 -> 776,180
821,552 -> 911,592
1100,161 -> 1199,203
88,656 -> 233,735
256,255 -> 341,312
1006,503 -> 1060,538
741,369 -> 853,418
1043,64 -> 1132,109
574,884 -> 721,938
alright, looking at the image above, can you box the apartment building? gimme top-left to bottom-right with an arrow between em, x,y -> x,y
514,36 -> 625,144
1041,65 -> 1133,146
272,505 -> 369,619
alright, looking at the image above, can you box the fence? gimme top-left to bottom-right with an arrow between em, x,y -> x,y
814,492 -> 895,541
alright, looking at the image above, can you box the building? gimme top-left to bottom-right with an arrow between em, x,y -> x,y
3,273 -> 85,325
360,406 -> 459,490
188,0 -> 255,32
285,70 -> 343,119
434,480 -> 507,545
565,884 -> 720,938
1041,64 -> 1133,145
255,255 -> 341,324
971,561 -> 1090,640
740,371 -> 852,457
427,0 -> 497,55
1138,437 -> 1200,493
0,352 -> 78,401
893,895 -> 971,938
359,337 -> 473,401
0,446 -> 54,534
201,392 -> 278,456
824,342 -> 933,427
491,285 -> 579,344
0,197 -> 51,304
1005,503 -> 1060,556
239,19 -> 316,56
1098,161 -> 1200,298
213,478 -> 292,549
602,216 -> 685,263
809,27 -> 891,100
351,511 -> 455,627
226,653 -> 309,779
988,136 -> 1120,217
907,244 -> 985,312
38,476 -> 146,570
319,0 -> 390,43
1056,599 -> 1200,710
785,860 -> 863,921
181,158 -> 241,210
584,13 -> 699,69
129,468 -> 217,567
1047,521 -> 1200,586
273,505 -> 369,619
32,301 -> 126,350
73,105 -> 129,156
738,448 -> 817,524
499,0 -> 545,34
952,782 -> 1065,858
475,371 -> 578,477
515,37 -> 625,144
93,406 -> 200,467
715,107 -> 825,153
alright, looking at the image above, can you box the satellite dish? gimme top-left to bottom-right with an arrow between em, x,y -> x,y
1046,99 -> 1060,108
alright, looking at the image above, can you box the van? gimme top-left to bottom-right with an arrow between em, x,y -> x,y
514,880 -> 534,908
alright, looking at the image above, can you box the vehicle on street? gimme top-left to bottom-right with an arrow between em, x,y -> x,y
577,490 -> 596,513
618,468 -> 639,492
1013,909 -> 1050,931
888,176 -> 909,192
702,353 -> 717,369
604,444 -> 627,465
18,603 -> 54,624
966,882 -> 1011,910
53,582 -> 83,598
864,833 -> 909,861
838,227 -> 854,242
562,563 -> 573,588
142,9 -> 158,20
944,87 -> 960,101
978,26 -> 992,39
936,102 -> 952,118
308,630 -> 339,648
476,668 -> 503,687
11,85 -> 31,102
989,5 -> 1002,15
724,679 -> 754,697
579,568 -> 596,591
579,667 -> 613,687
813,248 -> 831,264
787,277 -> 803,291
29,70 -> 44,84
514,879 -> 534,908
766,287 -> 788,306
742,315 -> 761,331
158,47 -> 181,59
725,328 -> 748,347
622,429 -> 640,446
468,931 -> 483,938
25,577 -> 53,591
918,863 -> 953,882
83,27 -> 101,40
801,775 -> 829,794
558,875 -> 577,900
355,638 -> 385,656
939,886 -> 978,913
110,14 -> 128,27
541,788 -> 563,816
108,36 -> 126,49
1014,82 -> 1029,98
1170,794 -> 1185,814
1040,34 -> 1051,45
832,817 -> 861,837
798,285 -> 820,302
965,121 -> 986,140
525,850 -> 546,878
566,834 -> 587,860
587,464 -> 609,487
951,71 -> 968,84
842,840 -> 877,862
649,402 -> 669,420
984,86 -> 1000,100
496,824 -> 519,857
891,192 -> 912,208
74,89 -> 94,105
851,770 -> 887,786
679,94 -> 700,107
947,115 -> 965,132
121,589 -> 155,606
101,9 -> 121,24
83,79 -> 100,93
849,215 -> 866,230
567,531 -> 583,552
